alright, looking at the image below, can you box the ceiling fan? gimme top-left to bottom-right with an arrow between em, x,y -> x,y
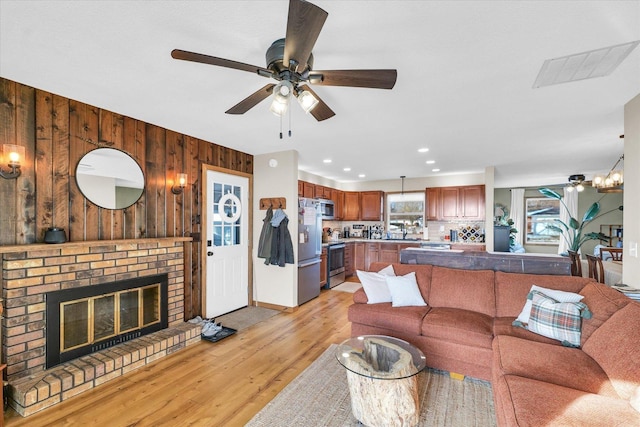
171,0 -> 397,122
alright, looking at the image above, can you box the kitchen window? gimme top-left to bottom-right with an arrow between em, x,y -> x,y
525,197 -> 560,245
387,192 -> 424,238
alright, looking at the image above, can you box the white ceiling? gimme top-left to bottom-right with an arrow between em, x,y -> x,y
1,1 -> 639,188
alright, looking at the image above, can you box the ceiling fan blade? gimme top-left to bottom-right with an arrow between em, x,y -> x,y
283,0 -> 328,72
298,85 -> 335,121
310,69 -> 397,89
171,49 -> 273,77
225,84 -> 276,115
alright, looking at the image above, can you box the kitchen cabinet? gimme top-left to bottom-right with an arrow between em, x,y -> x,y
361,191 -> 384,221
354,242 -> 365,271
344,242 -> 354,277
320,247 -> 327,287
365,243 -> 380,270
379,242 -> 399,264
343,192 -> 361,221
301,181 -> 315,198
379,242 -> 421,264
331,188 -> 344,221
315,185 -> 332,200
426,188 -> 440,221
451,243 -> 486,252
298,181 -> 304,197
426,185 -> 485,221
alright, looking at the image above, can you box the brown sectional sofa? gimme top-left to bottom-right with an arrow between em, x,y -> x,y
348,262 -> 640,426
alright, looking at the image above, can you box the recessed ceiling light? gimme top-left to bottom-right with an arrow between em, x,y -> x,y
533,40 -> 640,88
358,174 -> 366,178
323,159 -> 332,163
426,160 -> 435,164
432,168 -> 440,172
418,148 -> 429,153
343,167 -> 351,172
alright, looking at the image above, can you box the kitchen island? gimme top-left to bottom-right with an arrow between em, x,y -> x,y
400,247 -> 571,275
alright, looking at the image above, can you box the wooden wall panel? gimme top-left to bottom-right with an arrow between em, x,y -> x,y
0,77 -> 253,319
35,91 -> 54,239
0,79 -> 17,244
52,95 -> 70,235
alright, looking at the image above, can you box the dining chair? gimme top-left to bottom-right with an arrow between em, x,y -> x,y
600,247 -> 623,262
586,254 -> 605,283
567,250 -> 582,277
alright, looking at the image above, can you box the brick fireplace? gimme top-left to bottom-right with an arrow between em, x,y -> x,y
0,237 -> 201,416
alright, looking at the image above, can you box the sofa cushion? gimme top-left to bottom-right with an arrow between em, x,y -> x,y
369,263 -> 432,303
493,317 -> 562,346
386,272 -> 427,307
525,290 -> 591,347
495,374 -> 640,426
579,281 -> 630,345
494,271 -> 589,318
514,285 -> 584,324
582,301 -> 640,400
429,266 -> 496,317
421,307 -> 493,349
492,335 -> 618,397
631,386 -> 640,413
347,303 -> 430,336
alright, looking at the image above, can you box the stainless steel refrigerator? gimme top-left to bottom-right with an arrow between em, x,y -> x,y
297,197 -> 322,305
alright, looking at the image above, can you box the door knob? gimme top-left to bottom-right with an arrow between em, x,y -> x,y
207,251 -> 214,256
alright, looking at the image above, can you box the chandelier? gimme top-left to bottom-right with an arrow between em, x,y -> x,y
592,154 -> 624,193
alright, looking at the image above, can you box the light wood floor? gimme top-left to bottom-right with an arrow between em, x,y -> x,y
5,288 -> 354,427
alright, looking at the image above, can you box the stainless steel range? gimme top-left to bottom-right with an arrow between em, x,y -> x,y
326,242 -> 346,288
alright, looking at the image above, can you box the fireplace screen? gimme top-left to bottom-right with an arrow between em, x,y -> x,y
46,274 -> 168,368
60,285 -> 161,354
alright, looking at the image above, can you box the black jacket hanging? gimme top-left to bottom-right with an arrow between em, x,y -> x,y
270,211 -> 294,267
257,207 -> 274,265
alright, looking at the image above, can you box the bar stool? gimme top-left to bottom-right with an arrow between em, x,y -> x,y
567,250 -> 582,277
586,254 -> 605,283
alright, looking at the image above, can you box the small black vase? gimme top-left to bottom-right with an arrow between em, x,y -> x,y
44,227 -> 67,244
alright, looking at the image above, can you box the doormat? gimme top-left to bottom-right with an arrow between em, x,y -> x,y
201,326 -> 237,343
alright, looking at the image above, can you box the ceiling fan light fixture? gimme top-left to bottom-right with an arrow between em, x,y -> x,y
297,89 -> 319,113
270,81 -> 293,116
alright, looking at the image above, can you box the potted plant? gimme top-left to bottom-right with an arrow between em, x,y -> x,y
538,188 -> 612,253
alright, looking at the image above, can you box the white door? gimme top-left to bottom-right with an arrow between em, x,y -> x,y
205,170 -> 249,318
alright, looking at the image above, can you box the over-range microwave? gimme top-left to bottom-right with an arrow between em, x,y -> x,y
317,198 -> 335,220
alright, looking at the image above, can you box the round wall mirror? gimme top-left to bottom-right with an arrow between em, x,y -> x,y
76,148 -> 144,209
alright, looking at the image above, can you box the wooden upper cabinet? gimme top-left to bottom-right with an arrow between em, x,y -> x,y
343,192 -> 361,221
298,180 -> 304,197
425,188 -> 440,221
440,187 -> 461,220
361,191 -> 384,221
460,185 -> 485,219
426,185 -> 485,221
315,185 -> 332,200
331,188 -> 344,220
302,181 -> 315,198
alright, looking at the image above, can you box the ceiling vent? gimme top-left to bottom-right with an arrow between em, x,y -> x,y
533,40 -> 639,88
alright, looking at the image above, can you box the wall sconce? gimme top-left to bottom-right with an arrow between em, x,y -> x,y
0,144 -> 25,180
171,173 -> 188,195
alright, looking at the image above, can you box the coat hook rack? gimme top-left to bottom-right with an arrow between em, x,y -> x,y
259,197 -> 286,210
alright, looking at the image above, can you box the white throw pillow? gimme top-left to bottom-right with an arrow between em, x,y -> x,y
357,270 -> 393,304
515,285 -> 584,324
377,264 -> 396,276
386,272 -> 427,307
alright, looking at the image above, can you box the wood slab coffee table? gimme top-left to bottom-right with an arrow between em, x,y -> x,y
336,335 -> 427,427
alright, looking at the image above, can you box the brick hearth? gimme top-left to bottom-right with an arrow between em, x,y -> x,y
0,237 -> 197,416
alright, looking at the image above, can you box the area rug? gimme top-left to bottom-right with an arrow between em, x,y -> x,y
213,306 -> 280,331
246,344 -> 496,426
331,281 -> 362,293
